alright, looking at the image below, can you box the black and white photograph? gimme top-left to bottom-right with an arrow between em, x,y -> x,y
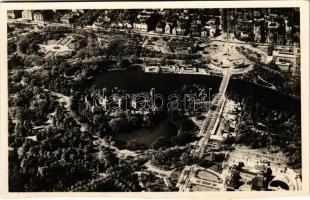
1,1 -> 309,196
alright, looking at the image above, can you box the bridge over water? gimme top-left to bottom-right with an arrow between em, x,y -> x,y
193,72 -> 231,160
178,72 -> 231,191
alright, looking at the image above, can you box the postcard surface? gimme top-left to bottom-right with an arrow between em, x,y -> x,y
0,1 -> 309,198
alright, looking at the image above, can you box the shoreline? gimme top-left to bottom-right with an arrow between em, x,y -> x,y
107,66 -> 301,101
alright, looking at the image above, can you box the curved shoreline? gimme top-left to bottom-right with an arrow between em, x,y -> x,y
106,67 -> 300,101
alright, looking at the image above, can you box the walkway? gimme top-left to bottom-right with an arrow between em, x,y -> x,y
178,70 -> 231,191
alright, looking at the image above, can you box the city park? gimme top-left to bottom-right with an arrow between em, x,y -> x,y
7,16 -> 302,192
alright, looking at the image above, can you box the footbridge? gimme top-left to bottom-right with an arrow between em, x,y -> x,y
193,72 -> 231,160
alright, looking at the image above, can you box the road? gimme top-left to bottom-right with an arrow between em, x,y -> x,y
178,42 -> 236,191
194,72 -> 230,160
178,70 -> 231,191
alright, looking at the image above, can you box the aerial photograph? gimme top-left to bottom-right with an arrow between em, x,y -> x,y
7,8 -> 302,192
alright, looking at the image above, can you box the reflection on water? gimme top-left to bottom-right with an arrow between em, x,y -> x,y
94,68 -> 300,144
94,68 -> 299,112
94,68 -> 221,95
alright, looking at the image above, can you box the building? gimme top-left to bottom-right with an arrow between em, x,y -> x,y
46,23 -> 73,30
133,21 -> 148,32
251,176 -> 265,191
91,22 -> 104,30
20,10 -> 52,22
61,11 -> 81,24
203,25 -> 216,37
267,21 -> 278,43
33,11 -> 44,21
253,10 -> 261,20
267,12 -> 278,22
277,34 -> 286,45
133,12 -> 148,32
284,20 -> 293,40
293,43 -> 301,74
175,24 -> 184,35
272,44 -> 300,72
22,10 -> 33,20
72,9 -> 84,14
123,22 -> 133,29
190,22 -> 202,37
203,152 -> 215,162
237,19 -> 253,41
7,10 -> 22,19
134,10 -> 151,32
207,19 -> 217,27
210,59 -> 222,68
292,25 -> 300,44
253,26 -> 261,43
240,32 -> 250,40
164,23 -> 171,34
103,15 -> 110,23
285,19 -> 293,32
61,14 -> 73,24
251,171 -> 266,191
226,165 -> 240,190
171,27 -> 177,35
201,27 -> 209,37
155,21 -> 165,33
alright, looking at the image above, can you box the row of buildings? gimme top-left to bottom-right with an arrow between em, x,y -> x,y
235,42 -> 300,74
8,9 -> 301,74
154,18 -> 219,37
7,9 -> 84,23
272,43 -> 300,73
9,9 -> 300,45
154,9 -> 221,37
228,8 -> 300,45
8,10 -> 53,22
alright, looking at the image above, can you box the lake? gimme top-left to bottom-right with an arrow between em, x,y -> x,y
93,68 -> 301,145
114,119 -> 177,145
95,68 -> 222,96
